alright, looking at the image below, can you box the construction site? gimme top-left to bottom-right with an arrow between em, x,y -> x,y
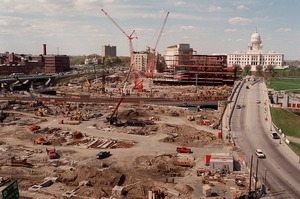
0,9 -> 252,199
0,67 -> 263,199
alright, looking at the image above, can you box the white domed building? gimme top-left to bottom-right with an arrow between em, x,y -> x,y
227,31 -> 284,71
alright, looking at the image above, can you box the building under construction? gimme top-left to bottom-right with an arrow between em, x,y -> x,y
154,44 -> 236,85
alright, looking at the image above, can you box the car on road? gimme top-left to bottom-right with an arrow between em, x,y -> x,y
256,100 -> 261,104
236,105 -> 241,109
255,149 -> 266,158
271,132 -> 280,139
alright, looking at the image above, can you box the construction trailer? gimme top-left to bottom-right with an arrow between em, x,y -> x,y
0,179 -> 19,199
209,153 -> 234,173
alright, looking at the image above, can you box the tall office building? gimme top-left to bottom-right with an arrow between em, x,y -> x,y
164,44 -> 194,72
132,51 -> 149,72
102,45 -> 117,57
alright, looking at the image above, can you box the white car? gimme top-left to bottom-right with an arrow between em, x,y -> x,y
255,149 -> 266,158
256,100 -> 261,104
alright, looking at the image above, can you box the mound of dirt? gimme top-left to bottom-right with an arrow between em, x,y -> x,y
158,124 -> 219,147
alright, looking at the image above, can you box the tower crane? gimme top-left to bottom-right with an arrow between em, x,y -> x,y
101,9 -> 143,90
146,11 -> 170,78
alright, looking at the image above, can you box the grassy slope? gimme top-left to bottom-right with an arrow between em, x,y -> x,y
271,107 -> 300,155
268,78 -> 300,91
268,77 -> 300,155
271,108 -> 300,138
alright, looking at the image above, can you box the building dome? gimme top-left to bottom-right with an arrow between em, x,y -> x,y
251,32 -> 261,43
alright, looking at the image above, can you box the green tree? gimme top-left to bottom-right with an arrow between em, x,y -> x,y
70,56 -> 85,65
256,65 -> 263,76
104,57 -> 112,66
243,65 -> 251,76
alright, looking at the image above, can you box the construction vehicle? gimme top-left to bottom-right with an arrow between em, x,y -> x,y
59,120 -> 80,125
96,151 -> 111,159
146,12 -> 170,78
34,137 -> 51,145
46,148 -> 59,159
106,61 -> 132,126
106,97 -> 125,125
126,118 -> 146,127
101,9 -> 143,90
29,125 -> 41,132
176,146 -> 193,153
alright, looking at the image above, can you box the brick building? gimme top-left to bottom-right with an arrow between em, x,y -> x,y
0,44 -> 70,75
44,55 -> 70,73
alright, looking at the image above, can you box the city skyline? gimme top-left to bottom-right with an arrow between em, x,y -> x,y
0,0 -> 299,60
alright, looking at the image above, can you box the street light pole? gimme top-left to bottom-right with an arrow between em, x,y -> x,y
264,169 -> 267,193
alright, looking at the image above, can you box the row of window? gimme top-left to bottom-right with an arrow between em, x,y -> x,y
229,55 -> 282,59
229,57 -> 282,61
228,61 -> 280,65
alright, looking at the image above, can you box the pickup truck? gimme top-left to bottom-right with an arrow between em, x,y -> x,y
176,146 -> 193,153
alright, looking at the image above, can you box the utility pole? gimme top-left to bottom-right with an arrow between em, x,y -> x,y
254,158 -> 259,196
264,168 -> 267,193
249,155 -> 253,195
195,74 -> 198,92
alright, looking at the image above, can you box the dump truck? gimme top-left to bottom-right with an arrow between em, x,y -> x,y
176,146 -> 193,153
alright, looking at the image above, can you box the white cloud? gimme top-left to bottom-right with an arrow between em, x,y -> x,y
175,1 -> 186,6
224,29 -> 237,32
180,25 -> 195,30
236,5 -> 248,11
0,16 -> 25,26
208,5 -> 222,12
228,17 -> 251,25
276,28 -> 291,33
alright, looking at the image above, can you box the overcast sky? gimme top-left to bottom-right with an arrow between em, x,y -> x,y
0,0 -> 299,60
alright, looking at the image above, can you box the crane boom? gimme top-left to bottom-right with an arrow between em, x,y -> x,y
147,12 -> 170,78
154,11 -> 170,51
101,8 -> 143,90
101,9 -> 137,57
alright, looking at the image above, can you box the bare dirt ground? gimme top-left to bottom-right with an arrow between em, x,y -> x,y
0,90 -> 248,199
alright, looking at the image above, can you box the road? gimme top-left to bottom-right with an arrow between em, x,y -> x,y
231,80 -> 300,198
0,95 -> 219,107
